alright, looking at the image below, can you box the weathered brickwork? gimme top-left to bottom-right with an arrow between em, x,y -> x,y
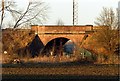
31,25 -> 94,45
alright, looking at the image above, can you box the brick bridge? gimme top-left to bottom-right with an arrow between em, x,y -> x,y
31,25 -> 94,56
31,25 -> 94,46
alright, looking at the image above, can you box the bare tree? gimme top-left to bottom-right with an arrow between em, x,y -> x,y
94,7 -> 118,29
0,0 -> 49,28
0,0 -> 4,28
94,7 -> 119,55
56,19 -> 64,26
0,1 -> 22,28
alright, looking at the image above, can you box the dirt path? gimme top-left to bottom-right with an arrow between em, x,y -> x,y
2,64 -> 119,76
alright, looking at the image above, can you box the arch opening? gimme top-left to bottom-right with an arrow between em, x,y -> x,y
40,37 -> 76,56
24,36 -> 95,63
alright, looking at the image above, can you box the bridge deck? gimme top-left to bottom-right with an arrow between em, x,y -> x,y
31,25 -> 93,34
35,31 -> 94,35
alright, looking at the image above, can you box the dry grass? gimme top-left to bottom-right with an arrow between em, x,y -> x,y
94,55 -> 120,64
21,55 -> 77,63
2,53 -> 19,64
2,53 -> 120,64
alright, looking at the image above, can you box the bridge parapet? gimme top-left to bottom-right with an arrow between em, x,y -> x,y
31,25 -> 93,34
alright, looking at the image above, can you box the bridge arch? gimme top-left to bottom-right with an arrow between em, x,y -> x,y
40,37 -> 76,56
45,37 -> 70,46
38,34 -> 85,46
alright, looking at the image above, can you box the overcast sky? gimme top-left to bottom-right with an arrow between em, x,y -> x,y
43,0 -> 119,25
5,0 -> 120,26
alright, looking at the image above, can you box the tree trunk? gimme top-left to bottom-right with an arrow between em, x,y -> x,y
1,0 -> 4,28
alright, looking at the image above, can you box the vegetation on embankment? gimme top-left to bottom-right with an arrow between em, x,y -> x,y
2,29 -> 35,53
2,29 -> 36,63
82,32 -> 119,64
1,28 -> 120,64
82,26 -> 119,64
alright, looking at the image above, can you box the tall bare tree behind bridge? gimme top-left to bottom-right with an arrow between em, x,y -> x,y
94,7 -> 118,29
94,7 -> 119,55
56,19 -> 64,26
0,0 -> 49,28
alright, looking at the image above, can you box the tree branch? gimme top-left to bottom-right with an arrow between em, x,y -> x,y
13,2 -> 31,28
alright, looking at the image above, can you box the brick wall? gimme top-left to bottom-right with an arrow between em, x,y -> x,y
31,25 -> 93,34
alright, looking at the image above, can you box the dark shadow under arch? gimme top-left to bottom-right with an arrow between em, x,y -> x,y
28,34 -> 44,57
40,37 -> 70,56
